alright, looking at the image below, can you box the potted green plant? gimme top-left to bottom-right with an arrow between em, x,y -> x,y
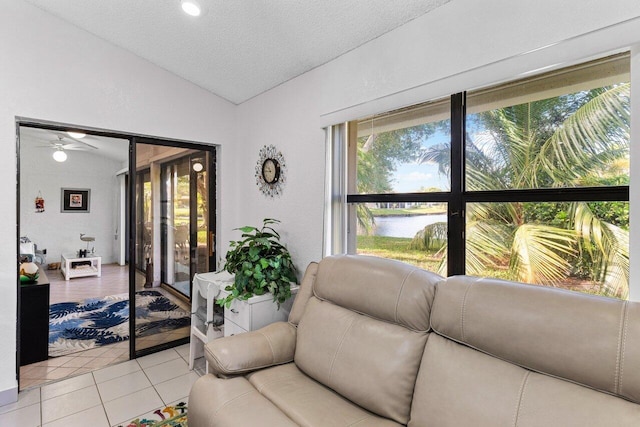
217,218 -> 297,309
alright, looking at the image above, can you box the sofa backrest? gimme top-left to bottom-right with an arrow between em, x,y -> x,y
409,275 -> 640,426
294,255 -> 442,425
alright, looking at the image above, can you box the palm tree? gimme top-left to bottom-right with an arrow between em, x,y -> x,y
420,84 -> 630,298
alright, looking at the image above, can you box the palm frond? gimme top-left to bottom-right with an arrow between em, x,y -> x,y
571,202 -> 629,298
465,221 -> 511,276
538,84 -> 630,184
510,224 -> 576,285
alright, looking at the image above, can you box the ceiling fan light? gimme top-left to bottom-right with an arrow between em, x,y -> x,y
53,150 -> 67,162
67,131 -> 86,139
181,0 -> 201,16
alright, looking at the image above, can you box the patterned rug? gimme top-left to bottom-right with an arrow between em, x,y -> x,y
49,290 -> 190,357
118,402 -> 188,427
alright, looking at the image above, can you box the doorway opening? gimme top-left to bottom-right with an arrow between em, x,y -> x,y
17,121 -> 217,390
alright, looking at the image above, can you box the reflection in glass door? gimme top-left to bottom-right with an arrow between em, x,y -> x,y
132,142 -> 215,355
160,152 -> 213,298
135,169 -> 151,271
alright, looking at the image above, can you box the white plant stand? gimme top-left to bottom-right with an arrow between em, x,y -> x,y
189,271 -> 233,372
220,284 -> 299,337
61,254 -> 101,281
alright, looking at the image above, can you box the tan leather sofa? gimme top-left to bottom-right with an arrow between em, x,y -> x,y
189,254 -> 640,426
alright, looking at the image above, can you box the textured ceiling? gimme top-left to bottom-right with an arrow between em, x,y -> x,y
24,0 -> 450,104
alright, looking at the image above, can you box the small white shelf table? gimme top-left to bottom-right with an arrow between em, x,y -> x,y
61,253 -> 102,280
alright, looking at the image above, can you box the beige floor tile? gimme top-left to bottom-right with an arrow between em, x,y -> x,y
60,356 -> 92,369
144,357 -> 190,385
42,404 -> 109,427
100,347 -> 128,359
43,355 -> 77,367
103,387 -> 163,426
21,366 -> 58,379
0,402 -> 40,427
174,343 -> 190,360
42,373 -> 94,401
93,359 -> 141,384
80,346 -> 112,357
0,387 -> 40,415
21,377 -> 52,390
45,367 -> 81,381
82,357 -> 117,369
42,385 -> 101,424
97,370 -> 151,403
154,371 -> 200,405
136,349 -> 180,369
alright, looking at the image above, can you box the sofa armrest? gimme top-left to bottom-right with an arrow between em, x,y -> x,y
205,321 -> 297,376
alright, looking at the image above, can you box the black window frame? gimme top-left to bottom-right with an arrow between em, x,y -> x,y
347,88 -> 630,277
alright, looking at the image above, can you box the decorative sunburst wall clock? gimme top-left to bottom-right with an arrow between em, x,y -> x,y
255,144 -> 286,197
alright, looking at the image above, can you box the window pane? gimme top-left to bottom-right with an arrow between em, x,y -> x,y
465,54 -> 630,191
356,98 -> 451,194
465,201 -> 629,299
354,202 -> 447,273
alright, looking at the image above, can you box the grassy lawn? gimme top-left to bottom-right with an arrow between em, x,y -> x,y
357,235 -> 442,272
370,206 -> 446,217
358,236 -> 604,292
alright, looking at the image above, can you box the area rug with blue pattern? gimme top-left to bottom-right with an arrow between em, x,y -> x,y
49,290 -> 190,357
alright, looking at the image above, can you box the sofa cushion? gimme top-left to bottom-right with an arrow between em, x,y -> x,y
315,255 -> 441,331
247,363 -> 402,427
188,374 -> 297,426
295,297 -> 428,424
410,333 -> 640,427
288,261 -> 318,325
431,275 -> 640,404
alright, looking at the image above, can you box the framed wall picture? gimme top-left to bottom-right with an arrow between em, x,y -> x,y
61,188 -> 91,213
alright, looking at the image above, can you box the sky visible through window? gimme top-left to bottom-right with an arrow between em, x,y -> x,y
386,128 -> 450,193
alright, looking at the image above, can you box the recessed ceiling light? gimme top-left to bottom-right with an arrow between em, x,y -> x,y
192,161 -> 204,172
53,149 -> 67,162
67,131 -> 86,139
181,0 -> 201,17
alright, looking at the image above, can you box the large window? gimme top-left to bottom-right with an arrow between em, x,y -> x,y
330,53 -> 630,299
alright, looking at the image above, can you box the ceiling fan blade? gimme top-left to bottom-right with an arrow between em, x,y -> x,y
51,131 -> 98,149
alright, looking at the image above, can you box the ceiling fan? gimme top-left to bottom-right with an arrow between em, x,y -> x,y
38,133 -> 98,162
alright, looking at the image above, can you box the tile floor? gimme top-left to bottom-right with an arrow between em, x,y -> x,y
2,344 -> 205,427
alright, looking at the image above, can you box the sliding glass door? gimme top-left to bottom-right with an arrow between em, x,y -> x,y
132,142 -> 215,355
160,151 -> 213,298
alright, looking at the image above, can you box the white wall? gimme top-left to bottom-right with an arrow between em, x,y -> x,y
20,138 -> 126,265
0,1 -> 236,404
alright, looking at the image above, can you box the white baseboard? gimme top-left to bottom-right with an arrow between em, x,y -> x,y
0,381 -> 18,406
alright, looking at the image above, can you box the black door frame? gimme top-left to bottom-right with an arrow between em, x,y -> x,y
15,119 -> 218,378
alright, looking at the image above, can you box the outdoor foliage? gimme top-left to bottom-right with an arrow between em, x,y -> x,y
418,84 -> 630,298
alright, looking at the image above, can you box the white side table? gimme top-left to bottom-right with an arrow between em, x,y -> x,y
220,284 -> 299,337
61,254 -> 102,281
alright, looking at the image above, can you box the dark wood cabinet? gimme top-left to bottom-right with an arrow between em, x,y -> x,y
19,270 -> 50,366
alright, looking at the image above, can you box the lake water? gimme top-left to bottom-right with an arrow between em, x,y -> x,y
373,214 -> 447,238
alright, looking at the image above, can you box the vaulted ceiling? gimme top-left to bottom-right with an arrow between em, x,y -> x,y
24,0 -> 451,104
